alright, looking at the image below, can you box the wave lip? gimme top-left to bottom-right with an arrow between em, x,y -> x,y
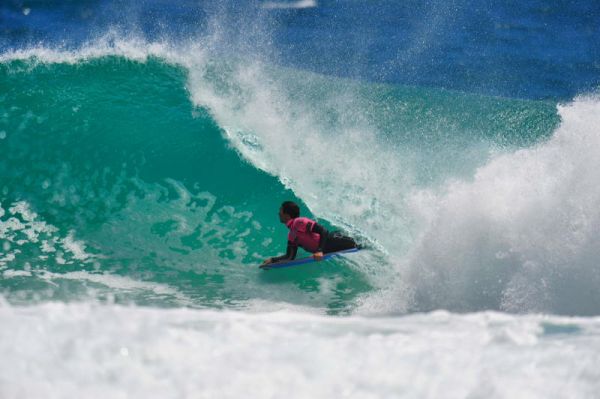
0,33 -> 189,67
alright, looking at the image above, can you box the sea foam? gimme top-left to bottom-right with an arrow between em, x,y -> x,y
1,301 -> 599,399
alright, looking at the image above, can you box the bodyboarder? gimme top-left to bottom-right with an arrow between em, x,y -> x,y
261,201 -> 359,266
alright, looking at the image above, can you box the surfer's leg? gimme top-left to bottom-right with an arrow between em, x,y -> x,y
323,232 -> 357,253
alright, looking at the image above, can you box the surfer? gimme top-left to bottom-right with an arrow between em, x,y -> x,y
261,201 -> 358,266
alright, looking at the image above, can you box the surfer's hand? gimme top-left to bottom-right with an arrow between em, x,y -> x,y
262,258 -> 273,266
313,252 -> 324,261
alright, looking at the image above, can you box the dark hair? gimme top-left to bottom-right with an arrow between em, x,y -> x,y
281,201 -> 300,218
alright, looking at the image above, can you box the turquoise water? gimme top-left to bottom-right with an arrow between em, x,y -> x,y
0,55 -> 368,311
1,51 -> 571,315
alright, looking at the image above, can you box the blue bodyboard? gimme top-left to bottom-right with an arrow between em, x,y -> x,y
259,248 -> 360,270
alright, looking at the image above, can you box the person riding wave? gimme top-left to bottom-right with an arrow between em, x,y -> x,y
262,201 -> 358,266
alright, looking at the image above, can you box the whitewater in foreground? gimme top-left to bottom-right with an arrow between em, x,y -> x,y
2,301 -> 600,399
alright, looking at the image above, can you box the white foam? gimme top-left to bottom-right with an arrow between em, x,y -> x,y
0,302 -> 599,399
2,269 -> 31,278
0,200 -> 95,267
62,231 -> 90,261
395,96 -> 600,314
0,32 -> 192,68
37,271 -> 194,306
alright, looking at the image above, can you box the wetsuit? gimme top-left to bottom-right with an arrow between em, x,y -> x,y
271,217 -> 358,263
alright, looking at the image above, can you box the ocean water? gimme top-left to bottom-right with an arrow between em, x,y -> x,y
1,1 -> 600,397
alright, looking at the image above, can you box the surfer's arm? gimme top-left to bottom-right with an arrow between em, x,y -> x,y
267,241 -> 298,264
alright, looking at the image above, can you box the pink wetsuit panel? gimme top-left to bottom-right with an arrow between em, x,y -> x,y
287,217 -> 321,253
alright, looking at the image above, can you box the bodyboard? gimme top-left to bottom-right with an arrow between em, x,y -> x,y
259,248 -> 360,270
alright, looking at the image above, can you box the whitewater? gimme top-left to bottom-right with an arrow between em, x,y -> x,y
1,1 -> 600,397
2,302 -> 600,399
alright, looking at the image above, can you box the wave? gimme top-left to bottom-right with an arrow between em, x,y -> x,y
3,37 -> 599,315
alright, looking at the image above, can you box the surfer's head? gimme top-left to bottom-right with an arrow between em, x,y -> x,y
280,201 -> 300,223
